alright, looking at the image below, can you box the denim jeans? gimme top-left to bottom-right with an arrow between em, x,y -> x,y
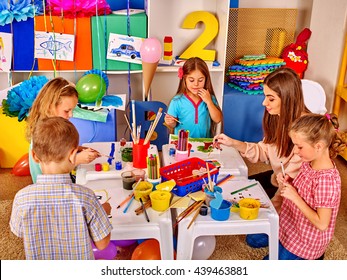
246,233 -> 305,260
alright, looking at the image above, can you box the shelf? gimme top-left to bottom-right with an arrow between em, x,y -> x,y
336,85 -> 347,102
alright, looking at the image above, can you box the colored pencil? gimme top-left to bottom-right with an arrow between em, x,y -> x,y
116,193 -> 134,209
123,196 -> 135,213
230,183 -> 258,195
280,161 -> 286,177
135,200 -> 152,214
216,174 -> 234,186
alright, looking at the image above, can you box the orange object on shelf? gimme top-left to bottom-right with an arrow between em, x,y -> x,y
35,16 -> 92,70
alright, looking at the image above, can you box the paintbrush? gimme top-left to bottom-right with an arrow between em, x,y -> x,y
164,112 -> 183,124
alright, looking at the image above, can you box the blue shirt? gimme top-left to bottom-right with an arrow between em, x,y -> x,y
10,174 -> 113,260
167,93 -> 219,138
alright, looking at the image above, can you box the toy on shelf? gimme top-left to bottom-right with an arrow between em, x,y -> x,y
227,55 -> 285,95
281,28 -> 312,79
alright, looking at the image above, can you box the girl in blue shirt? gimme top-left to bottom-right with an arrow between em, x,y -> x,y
164,57 -> 222,138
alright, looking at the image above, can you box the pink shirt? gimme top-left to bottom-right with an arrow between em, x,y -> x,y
279,161 -> 341,259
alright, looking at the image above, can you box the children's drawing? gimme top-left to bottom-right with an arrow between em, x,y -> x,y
78,94 -> 127,111
0,32 -> 13,72
169,134 -> 220,156
34,31 -> 75,61
107,34 -> 143,64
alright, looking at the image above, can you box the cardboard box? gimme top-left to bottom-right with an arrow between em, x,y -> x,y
91,13 -> 147,71
35,16 -> 92,70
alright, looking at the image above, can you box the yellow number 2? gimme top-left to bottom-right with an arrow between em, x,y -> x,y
180,11 -> 219,61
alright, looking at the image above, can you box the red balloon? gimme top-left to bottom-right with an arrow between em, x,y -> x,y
131,239 -> 161,260
131,239 -> 176,260
11,153 -> 30,176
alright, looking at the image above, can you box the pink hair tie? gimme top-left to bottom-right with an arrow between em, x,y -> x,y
178,67 -> 184,79
325,113 -> 331,120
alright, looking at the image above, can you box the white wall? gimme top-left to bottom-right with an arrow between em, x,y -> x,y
305,0 -> 347,130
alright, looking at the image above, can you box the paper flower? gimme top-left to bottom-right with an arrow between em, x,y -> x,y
0,0 -> 43,26
46,0 -> 111,18
2,76 -> 49,121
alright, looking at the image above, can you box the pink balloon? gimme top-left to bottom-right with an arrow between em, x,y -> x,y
140,38 -> 162,63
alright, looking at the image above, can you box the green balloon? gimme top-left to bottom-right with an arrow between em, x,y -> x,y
76,74 -> 106,103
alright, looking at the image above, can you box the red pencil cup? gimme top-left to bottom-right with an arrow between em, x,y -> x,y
133,139 -> 150,169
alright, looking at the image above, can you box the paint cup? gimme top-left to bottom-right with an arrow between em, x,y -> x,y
121,171 -> 136,190
132,168 -> 146,182
150,190 -> 171,212
238,198 -> 261,220
121,147 -> 133,162
147,177 -> 162,190
210,200 -> 232,221
133,139 -> 150,168
175,150 -> 189,162
133,181 -> 153,202
204,186 -> 222,207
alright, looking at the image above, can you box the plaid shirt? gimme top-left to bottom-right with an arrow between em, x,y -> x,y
279,161 -> 341,259
10,174 -> 113,260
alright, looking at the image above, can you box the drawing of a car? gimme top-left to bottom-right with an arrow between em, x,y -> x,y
110,44 -> 140,59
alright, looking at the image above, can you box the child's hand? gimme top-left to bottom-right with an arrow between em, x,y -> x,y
280,182 -> 299,202
197,89 -> 212,104
77,148 -> 100,164
164,114 -> 177,128
277,173 -> 288,187
102,202 -> 111,215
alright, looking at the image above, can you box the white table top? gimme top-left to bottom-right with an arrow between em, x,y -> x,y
162,143 -> 248,177
76,142 -> 159,184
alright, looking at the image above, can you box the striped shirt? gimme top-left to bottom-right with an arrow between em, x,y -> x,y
10,174 -> 113,260
279,161 -> 341,259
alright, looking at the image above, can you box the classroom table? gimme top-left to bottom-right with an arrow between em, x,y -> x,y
161,143 -> 248,177
76,142 -> 174,260
174,177 -> 279,260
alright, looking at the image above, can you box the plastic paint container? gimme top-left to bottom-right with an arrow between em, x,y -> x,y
150,190 -> 171,212
204,186 -> 222,206
239,198 -> 261,220
210,200 -> 232,221
134,181 -> 153,202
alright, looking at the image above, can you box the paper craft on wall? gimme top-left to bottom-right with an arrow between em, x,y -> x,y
0,32 -> 13,72
107,33 -> 143,64
34,31 -> 75,61
78,94 -> 127,111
